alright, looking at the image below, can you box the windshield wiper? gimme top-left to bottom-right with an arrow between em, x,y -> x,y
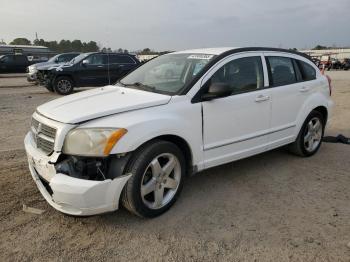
121,82 -> 157,92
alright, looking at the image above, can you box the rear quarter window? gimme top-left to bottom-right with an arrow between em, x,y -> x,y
296,60 -> 316,81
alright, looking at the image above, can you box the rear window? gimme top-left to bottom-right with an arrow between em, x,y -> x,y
267,56 -> 297,87
296,60 -> 316,81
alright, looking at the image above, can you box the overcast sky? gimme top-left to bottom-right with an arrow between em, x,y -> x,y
1,0 -> 349,51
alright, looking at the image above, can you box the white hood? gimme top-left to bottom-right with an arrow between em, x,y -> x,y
37,86 -> 171,124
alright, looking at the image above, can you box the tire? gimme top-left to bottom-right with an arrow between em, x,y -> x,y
53,76 -> 74,95
289,110 -> 325,157
121,140 -> 186,218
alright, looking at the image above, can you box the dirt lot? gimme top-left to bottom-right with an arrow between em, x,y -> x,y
0,72 -> 349,262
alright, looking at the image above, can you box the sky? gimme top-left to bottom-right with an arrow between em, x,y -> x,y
1,0 -> 350,51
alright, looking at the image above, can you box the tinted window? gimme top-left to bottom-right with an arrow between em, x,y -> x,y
2,56 -> 13,62
58,54 -> 76,63
209,56 -> 264,95
85,54 -> 105,65
267,56 -> 296,86
14,56 -> 27,63
296,60 -> 316,81
110,55 -> 135,64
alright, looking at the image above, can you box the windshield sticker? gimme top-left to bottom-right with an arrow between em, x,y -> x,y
188,54 -> 214,60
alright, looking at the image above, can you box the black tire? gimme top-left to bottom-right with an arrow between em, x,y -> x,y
53,76 -> 74,95
121,140 -> 186,218
288,110 -> 325,157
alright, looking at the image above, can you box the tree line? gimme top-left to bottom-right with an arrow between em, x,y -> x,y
5,38 -> 99,52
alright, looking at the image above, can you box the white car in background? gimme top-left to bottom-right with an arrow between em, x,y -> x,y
24,47 -> 333,217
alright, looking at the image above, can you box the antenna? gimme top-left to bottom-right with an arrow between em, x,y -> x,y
107,50 -> 111,85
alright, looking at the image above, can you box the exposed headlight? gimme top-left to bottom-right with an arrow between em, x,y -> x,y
63,128 -> 127,157
28,66 -> 37,73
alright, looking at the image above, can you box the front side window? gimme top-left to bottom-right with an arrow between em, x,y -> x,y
85,54 -> 105,65
267,56 -> 297,86
296,60 -> 316,81
119,53 -> 215,95
209,56 -> 264,95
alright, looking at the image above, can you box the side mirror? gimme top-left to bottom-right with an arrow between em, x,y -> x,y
82,59 -> 89,66
201,82 -> 232,101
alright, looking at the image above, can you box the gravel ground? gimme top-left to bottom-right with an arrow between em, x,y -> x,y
0,72 -> 349,262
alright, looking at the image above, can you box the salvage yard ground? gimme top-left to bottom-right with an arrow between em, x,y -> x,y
0,72 -> 349,261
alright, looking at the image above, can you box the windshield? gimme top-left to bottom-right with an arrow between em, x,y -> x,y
48,54 -> 60,63
69,53 -> 89,64
118,53 -> 215,95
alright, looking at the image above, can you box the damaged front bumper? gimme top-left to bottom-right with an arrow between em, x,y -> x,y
24,132 -> 131,216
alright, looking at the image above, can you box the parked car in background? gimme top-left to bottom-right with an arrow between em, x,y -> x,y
341,59 -> 350,70
24,47 -> 333,218
27,52 -> 80,82
37,52 -> 140,94
0,54 -> 35,73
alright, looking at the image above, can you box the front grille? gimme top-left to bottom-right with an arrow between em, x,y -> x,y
31,117 -> 57,155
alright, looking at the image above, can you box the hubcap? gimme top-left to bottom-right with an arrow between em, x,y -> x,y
140,153 -> 181,209
304,117 -> 322,152
57,79 -> 72,92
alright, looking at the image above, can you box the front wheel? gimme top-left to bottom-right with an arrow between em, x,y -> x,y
289,111 -> 325,157
54,76 -> 74,95
121,140 -> 186,218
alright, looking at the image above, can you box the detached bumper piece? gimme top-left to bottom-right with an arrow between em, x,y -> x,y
24,132 -> 131,216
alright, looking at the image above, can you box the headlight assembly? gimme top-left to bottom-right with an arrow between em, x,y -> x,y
63,128 -> 127,157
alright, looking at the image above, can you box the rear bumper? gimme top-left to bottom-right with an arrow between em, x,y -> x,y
24,132 -> 131,216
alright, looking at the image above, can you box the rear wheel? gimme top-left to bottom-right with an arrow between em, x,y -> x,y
289,111 -> 325,157
122,140 -> 185,218
54,76 -> 74,95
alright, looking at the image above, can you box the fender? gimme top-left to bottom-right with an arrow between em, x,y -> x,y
80,97 -> 204,167
294,91 -> 331,137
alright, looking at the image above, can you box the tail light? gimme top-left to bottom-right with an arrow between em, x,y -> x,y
321,68 -> 332,96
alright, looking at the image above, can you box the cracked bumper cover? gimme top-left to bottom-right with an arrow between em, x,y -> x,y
24,132 -> 131,216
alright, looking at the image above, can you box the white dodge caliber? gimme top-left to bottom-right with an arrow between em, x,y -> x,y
24,47 -> 333,217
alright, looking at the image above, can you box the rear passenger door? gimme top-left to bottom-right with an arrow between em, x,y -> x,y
265,53 -> 316,147
108,54 -> 137,83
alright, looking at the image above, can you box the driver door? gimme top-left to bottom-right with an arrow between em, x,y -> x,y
77,54 -> 108,86
201,53 -> 272,168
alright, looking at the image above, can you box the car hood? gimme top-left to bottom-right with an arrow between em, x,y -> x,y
37,86 -> 171,124
36,62 -> 65,70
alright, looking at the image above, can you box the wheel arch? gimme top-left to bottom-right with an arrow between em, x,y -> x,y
127,134 -> 195,176
53,74 -> 76,86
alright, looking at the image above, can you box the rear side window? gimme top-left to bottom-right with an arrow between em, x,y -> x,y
210,56 -> 264,95
296,60 -> 316,81
267,56 -> 296,86
109,55 -> 135,64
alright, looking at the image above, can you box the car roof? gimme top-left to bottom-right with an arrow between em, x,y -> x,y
174,47 -> 236,55
173,47 -> 312,61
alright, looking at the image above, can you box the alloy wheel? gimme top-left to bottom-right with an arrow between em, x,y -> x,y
304,117 -> 323,152
140,153 -> 181,209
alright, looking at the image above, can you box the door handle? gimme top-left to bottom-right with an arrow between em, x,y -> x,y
299,86 -> 310,92
255,94 -> 270,102
97,65 -> 104,68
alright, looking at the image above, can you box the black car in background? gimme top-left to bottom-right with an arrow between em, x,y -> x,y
38,52 -> 140,95
0,54 -> 35,73
27,52 -> 80,82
